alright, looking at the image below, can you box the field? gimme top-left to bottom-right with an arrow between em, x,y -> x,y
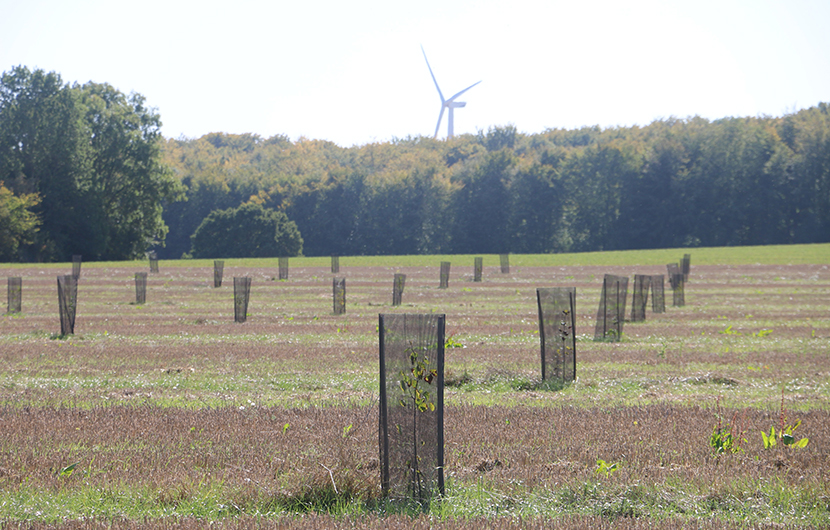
1,244 -> 829,529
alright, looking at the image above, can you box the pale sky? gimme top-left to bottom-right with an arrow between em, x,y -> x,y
2,0 -> 829,147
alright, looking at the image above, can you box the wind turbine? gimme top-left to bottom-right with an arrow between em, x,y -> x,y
421,46 -> 481,140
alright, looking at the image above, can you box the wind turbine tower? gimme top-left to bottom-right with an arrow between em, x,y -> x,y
421,46 -> 481,140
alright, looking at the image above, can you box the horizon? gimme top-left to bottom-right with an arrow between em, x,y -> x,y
3,0 -> 829,147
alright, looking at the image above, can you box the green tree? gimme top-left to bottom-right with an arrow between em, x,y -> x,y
77,82 -> 181,259
508,150 -> 566,253
778,103 -> 830,242
561,141 -> 641,251
450,150 -> 514,253
0,183 -> 40,261
0,66 -> 87,260
0,66 -> 180,261
287,170 -> 366,257
190,202 -> 303,258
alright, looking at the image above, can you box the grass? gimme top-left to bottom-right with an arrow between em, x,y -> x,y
2,242 -> 828,270
0,243 -> 829,527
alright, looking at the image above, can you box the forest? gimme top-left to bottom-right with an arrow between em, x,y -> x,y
1,67 -> 829,262
159,105 -> 830,258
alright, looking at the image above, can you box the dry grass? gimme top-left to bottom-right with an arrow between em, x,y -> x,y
0,403 -> 827,519
0,515 -> 815,530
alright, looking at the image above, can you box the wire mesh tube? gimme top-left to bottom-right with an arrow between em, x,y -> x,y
72,255 -> 82,280
392,273 -> 406,306
214,260 -> 224,288
681,253 -> 691,281
379,313 -> 445,505
278,257 -> 289,281
439,262 -> 450,289
594,274 -> 628,342
135,272 -> 147,305
333,277 -> 346,314
7,277 -> 22,314
630,274 -> 651,322
473,257 -> 483,282
57,275 -> 78,335
651,274 -> 666,313
233,277 -> 251,323
536,287 -> 576,382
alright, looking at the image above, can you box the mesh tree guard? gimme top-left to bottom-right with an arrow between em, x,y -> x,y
594,274 -> 628,342
333,277 -> 346,314
651,274 -> 666,313
667,263 -> 681,288
135,272 -> 147,305
379,313 -> 445,506
233,277 -> 251,323
500,254 -> 509,273
671,273 -> 685,307
393,273 -> 406,306
681,253 -> 691,281
331,255 -> 340,274
278,257 -> 289,281
214,260 -> 224,288
630,274 -> 651,322
473,257 -> 483,282
72,255 -> 82,280
149,251 -> 159,273
536,288 -> 576,382
57,275 -> 78,336
7,277 -> 22,314
439,262 -> 450,289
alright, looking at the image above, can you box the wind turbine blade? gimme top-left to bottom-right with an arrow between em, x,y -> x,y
434,106 -> 446,139
421,45 -> 445,103
446,80 -> 481,103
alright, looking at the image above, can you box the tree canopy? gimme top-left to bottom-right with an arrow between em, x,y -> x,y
0,66 -> 181,261
190,202 -> 303,259
160,108 -> 830,258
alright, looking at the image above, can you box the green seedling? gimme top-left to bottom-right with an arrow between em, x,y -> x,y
719,325 -> 741,335
397,339 -> 439,504
595,459 -> 619,476
58,462 -> 79,477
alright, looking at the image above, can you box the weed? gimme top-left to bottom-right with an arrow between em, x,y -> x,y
709,397 -> 747,456
762,388 -> 809,450
719,325 -> 741,335
595,459 -> 619,476
57,462 -> 79,478
445,333 -> 464,349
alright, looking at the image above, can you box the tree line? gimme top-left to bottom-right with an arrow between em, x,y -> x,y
160,107 -> 829,258
1,67 -> 828,262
